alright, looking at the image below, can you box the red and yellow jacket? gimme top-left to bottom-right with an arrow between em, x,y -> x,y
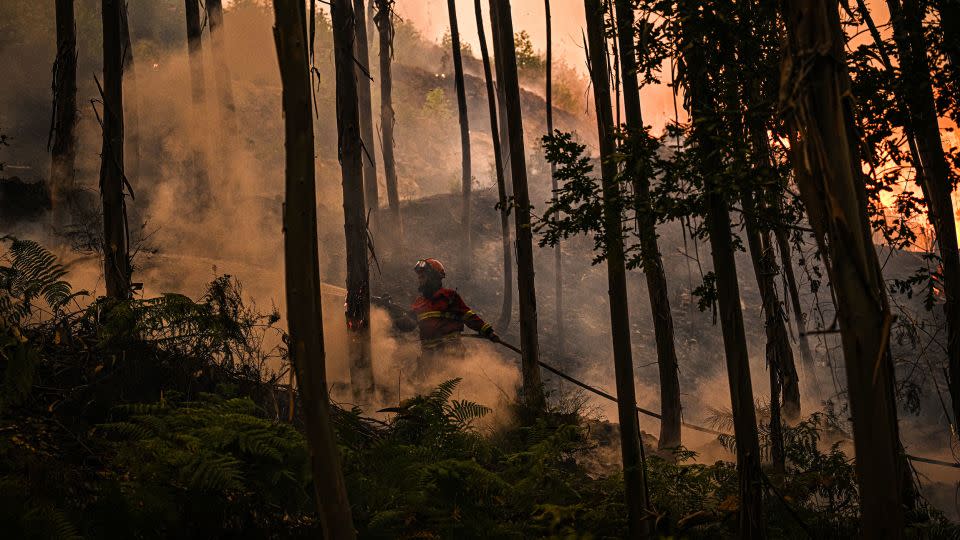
411,288 -> 493,349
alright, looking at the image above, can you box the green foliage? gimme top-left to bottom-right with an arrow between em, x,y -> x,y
2,242 -> 957,538
423,87 -> 453,119
514,30 -> 544,74
0,237 -> 81,412
0,236 -> 83,324
94,393 -> 315,536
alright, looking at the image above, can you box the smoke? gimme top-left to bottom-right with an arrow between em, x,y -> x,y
4,2 -> 960,519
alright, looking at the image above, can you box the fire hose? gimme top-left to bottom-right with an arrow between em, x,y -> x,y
463,333 -> 724,436
464,333 -> 960,469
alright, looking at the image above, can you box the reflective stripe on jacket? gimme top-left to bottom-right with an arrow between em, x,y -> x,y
411,288 -> 492,346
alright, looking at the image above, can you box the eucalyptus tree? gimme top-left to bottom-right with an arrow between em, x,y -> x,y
474,0 -> 513,329
272,1 -> 355,536
885,0 -> 960,432
206,0 -> 238,137
332,0 -> 374,401
612,0 -> 682,449
50,0 -> 77,225
353,0 -> 379,230
100,0 -> 132,300
490,0 -> 545,411
779,0 -> 906,535
675,1 -> 766,535
584,0 -> 652,534
184,0 -> 210,196
447,0 -> 472,277
374,0 -> 401,235
119,3 -> 140,179
545,0 -> 564,356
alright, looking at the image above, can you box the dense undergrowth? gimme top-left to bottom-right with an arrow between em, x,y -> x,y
1,238 -> 957,538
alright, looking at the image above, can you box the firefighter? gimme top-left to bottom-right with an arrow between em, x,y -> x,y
411,258 -> 500,360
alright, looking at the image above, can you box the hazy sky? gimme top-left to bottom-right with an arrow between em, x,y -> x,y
395,1 -> 687,131
396,0 -> 589,75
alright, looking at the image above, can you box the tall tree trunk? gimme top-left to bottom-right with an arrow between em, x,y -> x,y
475,0 -> 513,330
741,191 -> 789,473
774,227 -> 816,369
613,0 -> 682,450
50,0 -> 78,226
490,0 -> 545,411
272,3 -> 355,537
374,0 -> 401,236
332,0 -> 374,402
584,2 -> 652,536
489,3 -> 513,200
780,1 -> 906,535
353,0 -> 379,231
184,0 -> 210,202
447,0 -> 472,278
206,0 -> 239,139
119,3 -> 140,180
735,0 -> 801,425
887,0 -> 960,432
678,2 -> 765,536
100,0 -> 131,300
545,0 -> 564,357
933,0 -> 960,100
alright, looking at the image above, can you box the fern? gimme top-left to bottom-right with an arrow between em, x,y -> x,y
184,452 -> 244,492
445,399 -> 491,428
431,377 -> 461,403
0,236 -> 82,323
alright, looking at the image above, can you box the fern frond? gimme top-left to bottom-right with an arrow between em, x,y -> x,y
446,400 -> 491,427
0,236 -> 74,322
236,428 -> 284,461
431,378 -> 462,403
184,453 -> 245,492
97,421 -> 154,440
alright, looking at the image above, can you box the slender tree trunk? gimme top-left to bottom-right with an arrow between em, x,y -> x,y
613,0 -> 682,450
447,0 -> 472,278
678,2 -> 765,536
736,0 -> 801,425
119,3 -> 140,180
333,0 -> 374,402
50,0 -> 78,226
545,0 -> 565,357
780,1 -> 906,535
100,0 -> 131,300
184,0 -> 210,202
206,0 -> 239,139
887,0 -> 960,432
272,3 -> 355,537
374,0 -> 401,236
353,0 -> 379,230
475,0 -> 513,330
489,3 -> 512,199
490,0 -> 545,411
933,0 -> 960,99
774,228 -> 816,369
741,192 -> 789,473
746,221 -> 801,427
585,2 -> 652,536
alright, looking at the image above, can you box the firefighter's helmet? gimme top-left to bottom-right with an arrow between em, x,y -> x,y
414,258 -> 446,278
